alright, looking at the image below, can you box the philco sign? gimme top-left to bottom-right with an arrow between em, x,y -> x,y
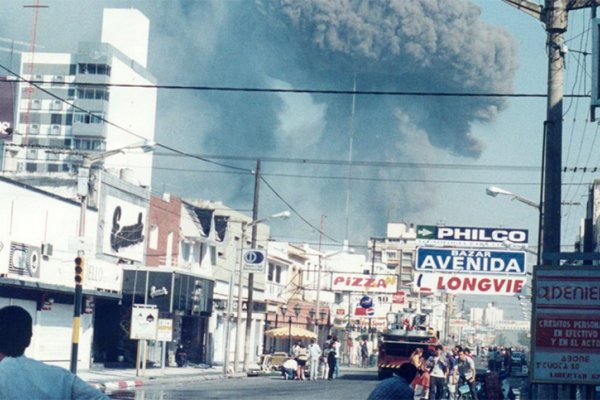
416,225 -> 528,248
331,273 -> 397,294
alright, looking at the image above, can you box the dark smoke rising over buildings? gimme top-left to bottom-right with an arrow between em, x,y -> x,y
0,0 -> 518,246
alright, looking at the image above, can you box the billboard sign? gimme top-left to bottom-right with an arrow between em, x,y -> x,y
532,266 -> 600,384
102,195 -> 146,262
331,273 -> 398,294
415,247 -> 526,275
351,294 -> 390,318
416,225 -> 528,248
413,272 -> 526,295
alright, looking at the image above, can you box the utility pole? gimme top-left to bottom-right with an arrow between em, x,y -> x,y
242,160 -> 261,372
503,1 -> 599,398
314,215 -> 325,336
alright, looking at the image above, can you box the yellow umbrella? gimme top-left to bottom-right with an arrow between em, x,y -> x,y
264,326 -> 317,340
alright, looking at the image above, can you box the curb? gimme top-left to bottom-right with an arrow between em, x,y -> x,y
94,372 -> 247,394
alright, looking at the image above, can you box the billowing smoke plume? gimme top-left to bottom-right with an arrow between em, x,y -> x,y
0,0 -> 518,246
261,0 -> 518,157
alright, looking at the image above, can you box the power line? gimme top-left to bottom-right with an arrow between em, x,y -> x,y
1,76 -> 592,99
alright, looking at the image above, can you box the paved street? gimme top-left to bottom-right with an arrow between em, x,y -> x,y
108,368 -> 379,400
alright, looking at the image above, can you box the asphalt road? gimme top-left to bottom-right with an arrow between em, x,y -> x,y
109,368 -> 380,400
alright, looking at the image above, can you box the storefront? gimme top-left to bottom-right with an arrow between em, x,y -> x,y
113,267 -> 214,366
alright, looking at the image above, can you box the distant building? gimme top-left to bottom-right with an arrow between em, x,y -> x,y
1,9 -> 156,187
483,303 -> 504,326
470,307 -> 484,325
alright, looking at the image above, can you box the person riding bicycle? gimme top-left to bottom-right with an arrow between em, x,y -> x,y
453,349 -> 478,400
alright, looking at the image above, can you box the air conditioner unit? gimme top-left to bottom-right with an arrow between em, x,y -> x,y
41,243 -> 53,257
30,124 -> 39,134
50,125 -> 60,134
33,74 -> 43,81
53,75 -> 65,82
51,100 -> 62,110
31,99 -> 41,109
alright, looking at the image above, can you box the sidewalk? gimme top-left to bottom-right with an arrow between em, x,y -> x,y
78,365 -> 246,394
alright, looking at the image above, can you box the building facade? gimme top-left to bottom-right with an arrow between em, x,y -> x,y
2,9 -> 156,188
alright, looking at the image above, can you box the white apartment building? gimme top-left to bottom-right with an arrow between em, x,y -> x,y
3,9 -> 156,187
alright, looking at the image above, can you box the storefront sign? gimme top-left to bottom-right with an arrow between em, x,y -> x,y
416,247 -> 526,275
331,273 -> 397,293
413,272 -> 526,295
532,266 -> 600,385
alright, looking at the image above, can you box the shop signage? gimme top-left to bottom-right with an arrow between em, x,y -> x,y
532,266 -> 600,385
413,272 -> 526,295
331,273 -> 397,294
415,247 -> 526,275
416,225 -> 528,248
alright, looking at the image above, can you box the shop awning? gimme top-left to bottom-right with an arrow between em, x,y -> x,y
264,326 -> 317,340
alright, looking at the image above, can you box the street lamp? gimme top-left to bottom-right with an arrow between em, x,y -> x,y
69,140 -> 155,374
226,210 -> 290,374
309,308 -> 316,329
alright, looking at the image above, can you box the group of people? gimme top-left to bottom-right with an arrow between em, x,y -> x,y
280,335 -> 341,381
370,344 -> 478,400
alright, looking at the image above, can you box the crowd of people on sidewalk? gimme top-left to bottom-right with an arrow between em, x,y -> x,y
280,335 -> 343,381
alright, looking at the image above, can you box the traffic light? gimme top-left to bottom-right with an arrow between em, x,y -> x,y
74,256 -> 84,285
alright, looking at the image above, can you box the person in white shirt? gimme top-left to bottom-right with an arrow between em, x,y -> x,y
307,339 -> 322,381
281,356 -> 298,380
0,305 -> 108,400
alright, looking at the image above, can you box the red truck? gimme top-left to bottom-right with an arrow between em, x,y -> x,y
377,314 -> 439,380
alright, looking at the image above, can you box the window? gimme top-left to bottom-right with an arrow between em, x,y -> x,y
78,63 -> 111,76
73,111 -> 104,124
268,263 -> 274,282
373,251 -> 382,263
50,114 -> 62,125
181,241 -> 191,261
386,251 -> 397,260
67,88 -> 75,98
47,164 -> 59,172
149,225 -> 158,250
26,163 -> 37,172
275,265 -> 282,283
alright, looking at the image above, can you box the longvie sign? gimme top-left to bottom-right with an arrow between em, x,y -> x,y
331,273 -> 398,294
532,266 -> 600,385
413,272 -> 526,296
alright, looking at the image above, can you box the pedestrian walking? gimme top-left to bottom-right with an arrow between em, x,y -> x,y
307,339 -> 321,381
0,305 -> 108,400
326,343 -> 337,380
367,363 -> 417,400
426,345 -> 448,400
332,336 -> 341,378
360,339 -> 369,368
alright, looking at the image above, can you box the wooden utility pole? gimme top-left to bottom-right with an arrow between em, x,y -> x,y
242,160 -> 261,372
503,1 -> 599,398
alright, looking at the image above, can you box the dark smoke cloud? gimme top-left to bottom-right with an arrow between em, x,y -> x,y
0,0 -> 518,246
261,0 -> 518,157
